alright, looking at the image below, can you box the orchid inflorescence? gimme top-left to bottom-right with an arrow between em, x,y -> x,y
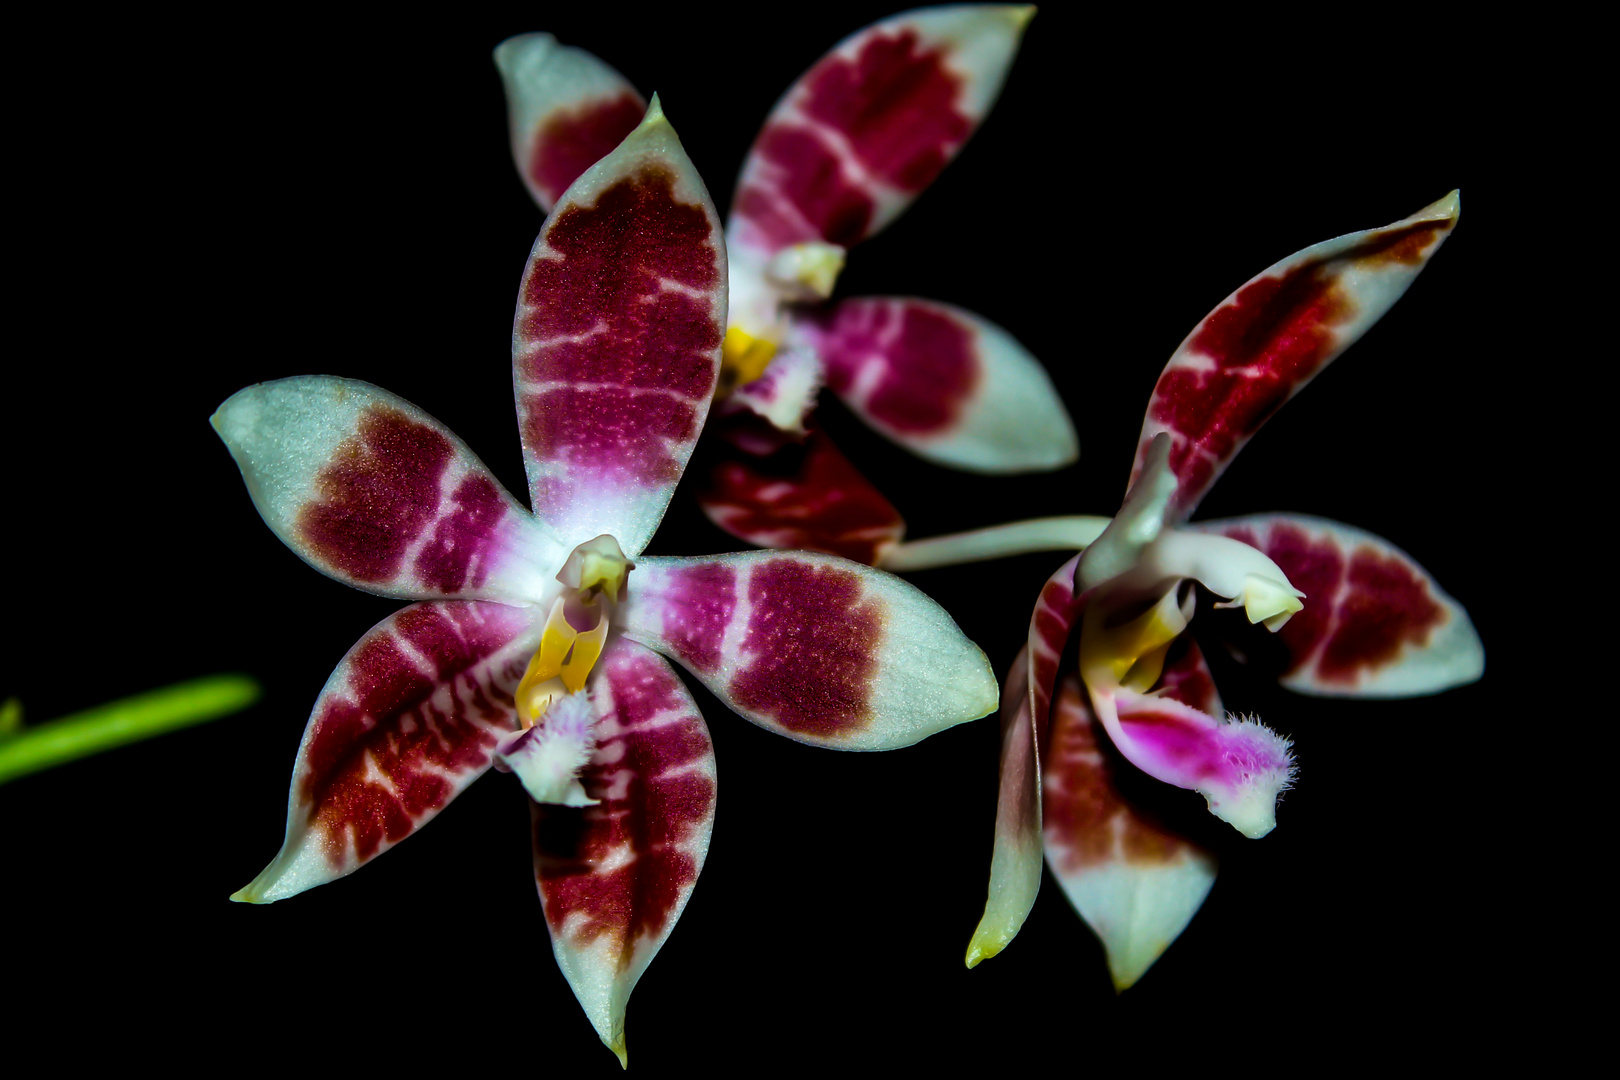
214,3 -> 1482,1066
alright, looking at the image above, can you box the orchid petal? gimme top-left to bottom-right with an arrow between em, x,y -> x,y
514,96 -> 726,557
232,601 -> 537,903
1131,191 -> 1461,521
1198,514 -> 1484,696
494,34 -> 646,213
728,5 -> 1032,264
1042,674 -> 1217,991
727,343 -> 824,435
964,646 -> 1040,967
795,297 -> 1076,472
621,550 -> 996,749
1029,554 -> 1084,736
1089,685 -> 1295,840
695,421 -> 906,566
213,377 -> 560,602
533,639 -> 715,1067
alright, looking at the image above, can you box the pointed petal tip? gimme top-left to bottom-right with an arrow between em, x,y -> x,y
607,1032 -> 628,1070
641,91 -> 666,126
1010,4 -> 1038,29
228,884 -> 261,904
1414,189 -> 1461,224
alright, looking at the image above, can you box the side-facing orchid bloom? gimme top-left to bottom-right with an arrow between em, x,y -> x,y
213,100 -> 996,1064
886,194 -> 1484,986
495,5 -> 1078,566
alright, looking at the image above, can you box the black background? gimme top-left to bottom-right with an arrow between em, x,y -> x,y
7,3 -> 1544,1070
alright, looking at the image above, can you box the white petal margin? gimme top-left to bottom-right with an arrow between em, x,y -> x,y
620,550 -> 999,749
1042,676 -> 1217,990
212,376 -> 561,602
1195,514 -> 1485,697
494,33 -> 645,212
803,298 -> 1078,473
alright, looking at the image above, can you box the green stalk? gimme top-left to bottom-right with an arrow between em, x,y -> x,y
0,674 -> 261,785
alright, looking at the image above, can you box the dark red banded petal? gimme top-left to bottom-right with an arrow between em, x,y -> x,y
622,550 -> 996,749
213,377 -> 561,603
1130,192 -> 1461,520
1198,514 -> 1483,696
233,601 -> 538,903
1042,674 -> 1217,990
1029,555 -> 1084,737
495,34 -> 647,213
796,296 -> 1075,472
533,640 -> 715,1065
694,418 -> 905,566
728,5 -> 1031,266
514,98 -> 726,558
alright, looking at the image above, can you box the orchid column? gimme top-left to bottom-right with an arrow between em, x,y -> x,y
214,98 -> 997,1064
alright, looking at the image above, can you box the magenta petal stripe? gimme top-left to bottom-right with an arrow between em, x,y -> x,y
495,34 -> 647,213
213,377 -> 560,602
729,5 -> 1032,262
1130,192 -> 1461,521
1041,674 -> 1217,990
514,98 -> 726,556
533,639 -> 716,1065
621,550 -> 996,749
796,297 -> 1076,473
233,601 -> 537,903
695,422 -> 907,566
1198,514 -> 1483,696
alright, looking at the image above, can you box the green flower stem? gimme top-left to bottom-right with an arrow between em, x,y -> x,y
0,674 -> 261,785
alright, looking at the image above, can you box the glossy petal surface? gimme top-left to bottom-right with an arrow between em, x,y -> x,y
514,99 -> 726,556
213,377 -> 559,602
798,297 -> 1076,472
1200,514 -> 1483,696
1043,673 -> 1217,990
495,33 -> 646,213
1131,192 -> 1461,521
621,550 -> 996,749
534,639 -> 716,1065
729,4 -> 1031,262
695,421 -> 906,566
234,601 -> 537,902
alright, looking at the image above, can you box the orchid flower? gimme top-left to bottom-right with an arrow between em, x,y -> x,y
883,194 -> 1484,986
495,5 -> 1078,565
213,100 -> 996,1064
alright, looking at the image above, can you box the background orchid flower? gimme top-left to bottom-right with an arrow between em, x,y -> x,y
923,193 -> 1486,987
17,6 -> 1516,1070
211,101 -> 995,1064
496,5 -> 1078,566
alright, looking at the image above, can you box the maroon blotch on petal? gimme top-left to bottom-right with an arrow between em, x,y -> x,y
1317,546 -> 1444,682
812,299 -> 977,435
297,407 -> 453,583
412,474 -> 508,593
529,93 -> 646,205
645,562 -> 737,675
729,558 -> 880,736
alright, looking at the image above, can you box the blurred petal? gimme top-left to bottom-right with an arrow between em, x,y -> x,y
1131,191 -> 1461,520
729,4 -> 1032,264
514,97 -> 726,557
621,550 -> 996,749
1043,675 -> 1217,990
797,297 -> 1075,472
964,646 -> 1039,967
533,640 -> 716,1067
233,601 -> 537,903
213,377 -> 560,602
695,420 -> 905,566
1199,514 -> 1484,696
494,33 -> 645,213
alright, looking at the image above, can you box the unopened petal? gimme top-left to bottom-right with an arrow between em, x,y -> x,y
622,551 -> 996,749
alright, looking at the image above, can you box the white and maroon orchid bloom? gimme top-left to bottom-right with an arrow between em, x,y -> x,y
895,193 -> 1485,987
496,5 -> 1078,566
213,100 -> 996,1065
